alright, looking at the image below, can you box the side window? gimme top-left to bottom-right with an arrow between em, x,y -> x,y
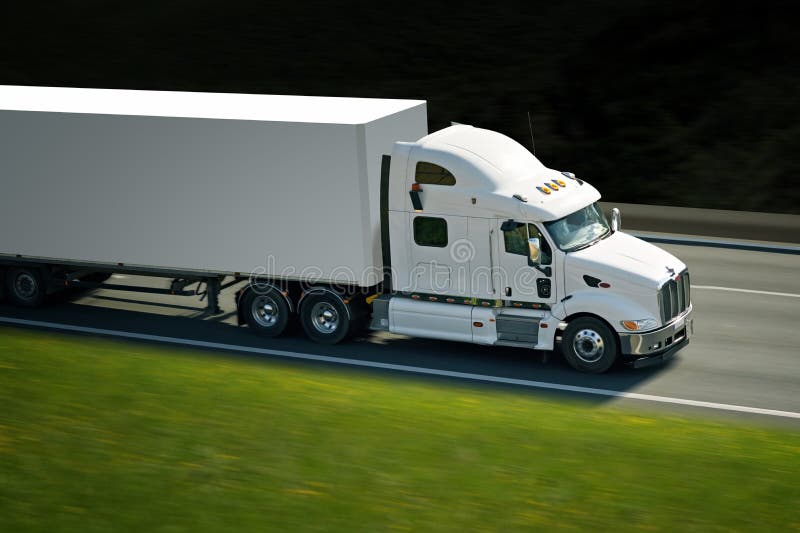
502,222 -> 552,265
415,161 -> 456,186
503,223 -> 528,255
414,216 -> 448,247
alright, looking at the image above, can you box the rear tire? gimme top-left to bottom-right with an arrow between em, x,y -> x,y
300,292 -> 351,345
242,287 -> 290,337
561,317 -> 618,373
6,267 -> 46,308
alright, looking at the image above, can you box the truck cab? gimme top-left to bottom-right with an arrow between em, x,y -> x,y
373,125 -> 693,372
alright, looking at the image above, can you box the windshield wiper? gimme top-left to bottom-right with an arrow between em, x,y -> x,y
568,241 -> 597,252
567,231 -> 609,252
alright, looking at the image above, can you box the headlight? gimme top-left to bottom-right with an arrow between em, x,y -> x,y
620,318 -> 658,331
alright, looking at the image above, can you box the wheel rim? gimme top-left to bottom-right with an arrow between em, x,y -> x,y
573,328 -> 605,363
252,295 -> 280,328
311,301 -> 339,334
14,273 -> 38,301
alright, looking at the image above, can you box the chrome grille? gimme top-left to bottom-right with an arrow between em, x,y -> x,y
659,270 -> 690,323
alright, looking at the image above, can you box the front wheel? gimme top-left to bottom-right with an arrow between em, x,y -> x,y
561,317 -> 618,373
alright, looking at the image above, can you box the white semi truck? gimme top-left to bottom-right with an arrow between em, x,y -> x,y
0,86 -> 693,372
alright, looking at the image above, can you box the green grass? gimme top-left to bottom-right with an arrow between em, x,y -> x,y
0,327 -> 798,532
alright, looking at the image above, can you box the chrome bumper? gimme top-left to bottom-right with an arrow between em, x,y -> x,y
618,306 -> 693,356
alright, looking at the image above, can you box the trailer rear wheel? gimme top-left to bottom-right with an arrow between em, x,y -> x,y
6,267 -> 46,308
561,317 -> 618,373
300,291 -> 351,345
243,287 -> 290,337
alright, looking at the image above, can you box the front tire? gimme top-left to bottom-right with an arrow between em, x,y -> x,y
6,267 -> 46,308
242,287 -> 290,337
300,292 -> 351,345
561,317 -> 618,373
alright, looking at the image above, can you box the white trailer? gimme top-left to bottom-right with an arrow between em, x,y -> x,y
0,85 -> 426,282
0,86 -> 693,372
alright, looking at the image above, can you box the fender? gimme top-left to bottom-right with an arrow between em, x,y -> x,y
298,287 -> 352,320
564,289 -> 656,333
236,281 -> 294,325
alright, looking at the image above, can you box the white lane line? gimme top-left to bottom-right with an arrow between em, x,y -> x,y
693,285 -> 800,298
1,316 -> 799,420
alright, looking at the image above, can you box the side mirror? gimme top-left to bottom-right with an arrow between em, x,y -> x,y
528,237 -> 540,264
527,237 -> 552,276
611,207 -> 621,232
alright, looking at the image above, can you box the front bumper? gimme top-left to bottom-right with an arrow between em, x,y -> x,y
619,306 -> 693,359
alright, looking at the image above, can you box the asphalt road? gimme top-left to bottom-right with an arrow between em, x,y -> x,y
1,241 -> 798,423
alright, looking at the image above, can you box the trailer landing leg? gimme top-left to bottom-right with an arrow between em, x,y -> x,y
203,277 -> 223,315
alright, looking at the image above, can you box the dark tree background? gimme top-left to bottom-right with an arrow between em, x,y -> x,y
2,0 -> 797,213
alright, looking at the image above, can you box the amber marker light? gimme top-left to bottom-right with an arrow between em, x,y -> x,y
621,318 -> 659,331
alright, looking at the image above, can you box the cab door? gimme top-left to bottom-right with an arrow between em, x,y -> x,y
409,213 -> 469,296
494,219 -> 558,309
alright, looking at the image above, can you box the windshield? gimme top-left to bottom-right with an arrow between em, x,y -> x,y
544,202 -> 611,252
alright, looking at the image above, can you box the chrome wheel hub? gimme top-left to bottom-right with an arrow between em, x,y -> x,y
311,302 -> 339,334
573,329 -> 605,363
252,296 -> 280,327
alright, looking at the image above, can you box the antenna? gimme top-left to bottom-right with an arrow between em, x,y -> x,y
527,111 -> 536,157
